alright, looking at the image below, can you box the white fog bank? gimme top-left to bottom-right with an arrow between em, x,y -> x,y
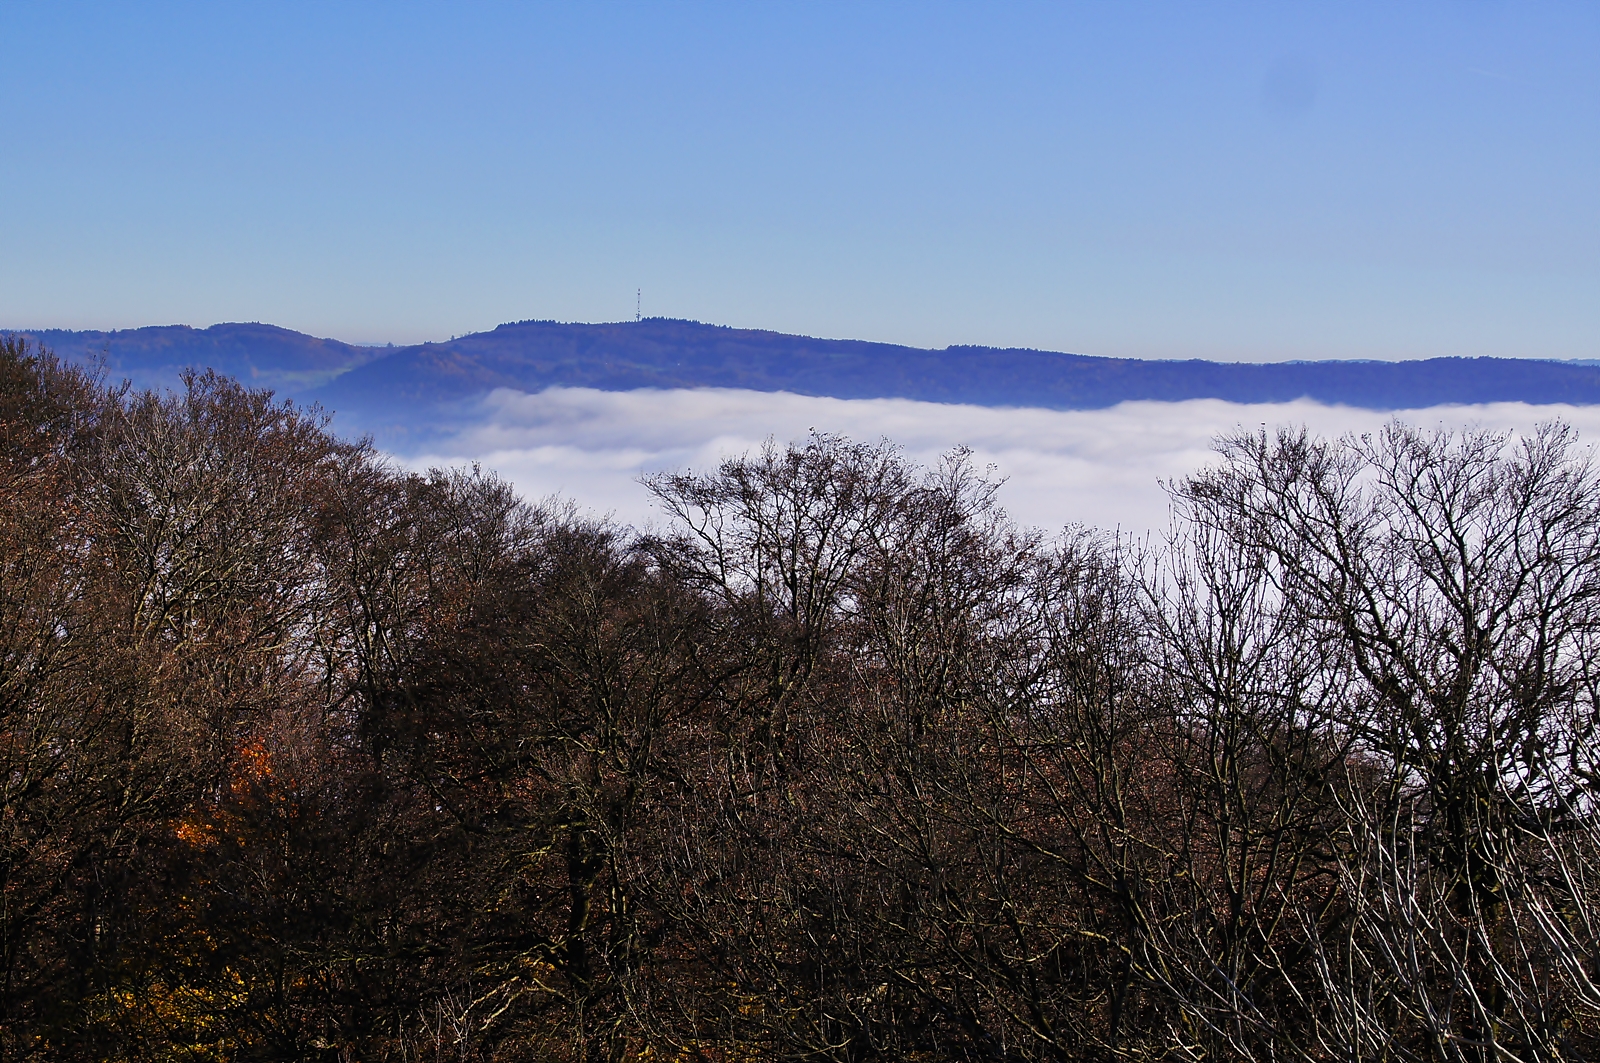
404,386 -> 1600,537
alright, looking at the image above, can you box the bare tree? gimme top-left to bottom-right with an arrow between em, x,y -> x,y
1173,423 -> 1600,1060
11,342 -> 1600,1063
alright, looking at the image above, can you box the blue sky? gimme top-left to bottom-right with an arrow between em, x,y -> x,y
2,1 -> 1596,360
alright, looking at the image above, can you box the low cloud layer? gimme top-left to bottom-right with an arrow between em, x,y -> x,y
406,386 -> 1600,537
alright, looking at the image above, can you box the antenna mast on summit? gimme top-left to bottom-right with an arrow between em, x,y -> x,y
636,290 -> 641,322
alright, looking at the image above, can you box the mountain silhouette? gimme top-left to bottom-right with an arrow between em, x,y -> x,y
19,322 -> 383,394
12,319 -> 1600,447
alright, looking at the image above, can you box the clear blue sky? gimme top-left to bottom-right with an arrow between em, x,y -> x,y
2,1 -> 1596,360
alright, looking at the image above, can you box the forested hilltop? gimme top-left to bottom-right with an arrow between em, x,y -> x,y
15,320 -> 1600,448
8,333 -> 1600,1061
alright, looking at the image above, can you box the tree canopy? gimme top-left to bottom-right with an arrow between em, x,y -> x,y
4,335 -> 1600,1061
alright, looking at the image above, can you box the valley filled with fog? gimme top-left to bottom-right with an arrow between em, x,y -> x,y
405,386 -> 1600,536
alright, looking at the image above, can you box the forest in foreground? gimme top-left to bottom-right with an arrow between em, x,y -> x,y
5,334 -> 1600,1062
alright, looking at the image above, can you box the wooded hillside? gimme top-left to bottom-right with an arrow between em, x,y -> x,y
5,335 -> 1600,1061
18,320 -> 1600,452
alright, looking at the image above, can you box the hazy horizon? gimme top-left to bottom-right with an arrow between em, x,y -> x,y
15,317 -> 1600,366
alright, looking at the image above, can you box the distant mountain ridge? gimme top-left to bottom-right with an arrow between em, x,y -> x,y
11,319 -> 1600,447
18,322 -> 385,394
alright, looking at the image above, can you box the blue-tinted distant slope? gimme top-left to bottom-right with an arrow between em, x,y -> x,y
11,323 -> 378,394
13,319 -> 1600,448
313,317 -> 1600,411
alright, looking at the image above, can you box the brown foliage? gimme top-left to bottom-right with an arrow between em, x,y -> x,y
4,339 -> 1600,1061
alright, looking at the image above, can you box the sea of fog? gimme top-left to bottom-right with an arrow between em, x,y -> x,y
402,387 -> 1600,538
